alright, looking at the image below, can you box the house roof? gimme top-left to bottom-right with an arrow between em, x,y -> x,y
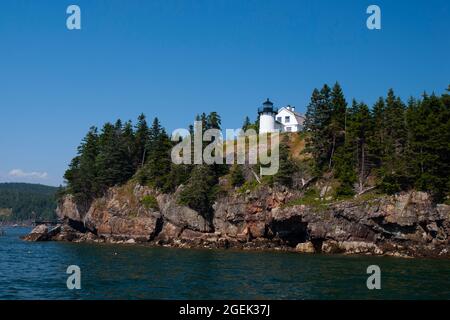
278,106 -> 305,117
277,106 -> 305,125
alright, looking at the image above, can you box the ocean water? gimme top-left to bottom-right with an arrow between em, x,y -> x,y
0,227 -> 449,300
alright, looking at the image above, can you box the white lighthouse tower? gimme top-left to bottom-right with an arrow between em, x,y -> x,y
258,98 -> 278,133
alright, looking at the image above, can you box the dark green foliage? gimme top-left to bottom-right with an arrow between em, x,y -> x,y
242,116 -> 251,131
138,118 -> 174,192
0,183 -> 57,221
64,126 -> 100,206
206,112 -> 221,130
304,85 -> 334,172
274,135 -> 296,187
95,120 -> 135,192
134,113 -> 150,168
230,164 -> 245,187
140,195 -> 159,211
405,92 -> 450,200
306,84 -> 450,201
65,112 -> 229,209
242,115 -> 259,133
378,89 -> 409,193
178,165 -> 218,218
346,101 -> 373,193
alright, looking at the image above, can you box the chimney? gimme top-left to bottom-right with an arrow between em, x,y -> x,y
291,106 -> 295,112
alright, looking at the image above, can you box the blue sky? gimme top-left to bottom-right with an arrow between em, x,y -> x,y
0,0 -> 449,186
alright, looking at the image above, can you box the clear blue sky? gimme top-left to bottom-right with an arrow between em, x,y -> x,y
0,0 -> 449,186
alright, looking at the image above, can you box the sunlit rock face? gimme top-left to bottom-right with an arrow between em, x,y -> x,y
30,184 -> 450,258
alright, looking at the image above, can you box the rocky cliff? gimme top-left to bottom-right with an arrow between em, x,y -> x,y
24,183 -> 450,258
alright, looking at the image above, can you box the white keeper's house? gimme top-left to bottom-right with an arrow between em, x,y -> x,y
258,98 -> 305,134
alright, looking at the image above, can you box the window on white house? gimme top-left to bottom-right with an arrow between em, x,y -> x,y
286,127 -> 292,132
285,116 -> 290,123
276,117 -> 282,122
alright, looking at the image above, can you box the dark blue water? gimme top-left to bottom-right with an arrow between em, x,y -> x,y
0,227 -> 449,299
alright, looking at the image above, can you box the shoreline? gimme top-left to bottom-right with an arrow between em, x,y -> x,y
21,224 -> 447,259
20,184 -> 450,260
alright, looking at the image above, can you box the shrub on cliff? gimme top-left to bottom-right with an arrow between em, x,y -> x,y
230,164 -> 245,187
178,165 -> 218,218
140,195 -> 159,211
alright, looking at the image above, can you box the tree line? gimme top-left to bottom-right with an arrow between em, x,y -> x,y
64,112 -> 229,216
304,83 -> 450,201
0,183 -> 58,221
64,83 -> 450,217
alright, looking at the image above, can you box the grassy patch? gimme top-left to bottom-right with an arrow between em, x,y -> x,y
140,195 -> 159,211
352,190 -> 384,203
237,180 -> 260,194
284,188 -> 330,209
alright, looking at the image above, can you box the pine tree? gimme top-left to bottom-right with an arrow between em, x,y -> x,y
134,113 -> 150,168
64,126 -> 99,205
274,135 -> 295,187
379,89 -> 409,193
148,117 -> 163,150
230,164 -> 245,187
329,82 -> 347,169
369,97 -> 386,169
179,165 -> 217,219
406,92 -> 450,200
138,118 -> 173,191
304,85 -> 333,173
348,101 -> 373,193
242,116 -> 251,131
95,121 -> 133,192
207,111 -> 221,130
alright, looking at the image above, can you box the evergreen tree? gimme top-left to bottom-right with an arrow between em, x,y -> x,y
95,121 -> 133,192
179,165 -> 217,218
148,117 -> 163,150
329,82 -> 347,169
379,89 -> 409,193
406,92 -> 450,200
207,111 -> 221,130
369,97 -> 386,168
64,126 -> 99,205
304,85 -> 333,172
347,101 -> 373,193
242,116 -> 251,131
274,135 -> 295,187
230,164 -> 245,187
134,113 -> 150,168
138,118 -> 173,191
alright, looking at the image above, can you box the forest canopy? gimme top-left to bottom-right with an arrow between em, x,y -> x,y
0,183 -> 58,221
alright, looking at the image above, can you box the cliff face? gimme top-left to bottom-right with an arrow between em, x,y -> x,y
30,183 -> 450,258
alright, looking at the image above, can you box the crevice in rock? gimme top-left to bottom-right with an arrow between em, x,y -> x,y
67,218 -> 87,233
152,215 -> 164,240
311,238 -> 323,253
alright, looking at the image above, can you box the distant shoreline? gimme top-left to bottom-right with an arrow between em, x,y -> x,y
1,221 -> 34,227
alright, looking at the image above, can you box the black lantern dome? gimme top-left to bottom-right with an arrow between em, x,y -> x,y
258,98 -> 278,114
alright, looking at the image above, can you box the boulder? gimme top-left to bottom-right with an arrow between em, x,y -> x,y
295,242 -> 315,253
158,192 -> 212,233
22,224 -> 48,241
